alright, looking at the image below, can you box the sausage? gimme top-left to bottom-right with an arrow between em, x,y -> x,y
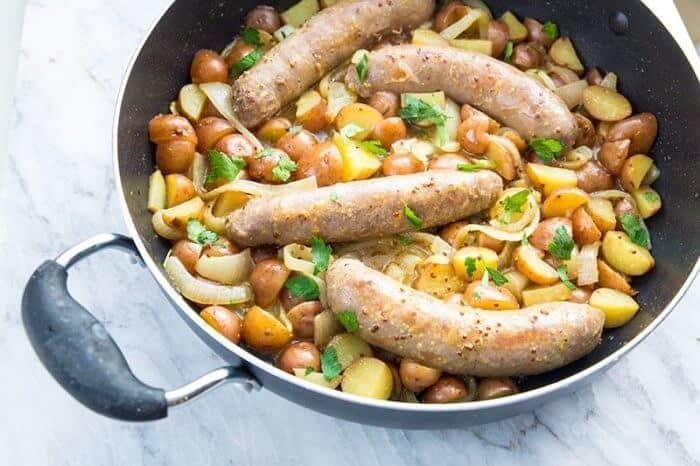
226,170 -> 503,247
326,258 -> 605,376
345,45 -> 578,147
231,0 -> 435,128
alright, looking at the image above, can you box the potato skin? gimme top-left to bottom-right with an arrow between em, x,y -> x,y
529,217 -> 572,251
277,342 -> 321,374
287,301 -> 323,339
249,258 -> 290,307
422,376 -> 468,403
294,141 -> 344,187
607,113 -> 658,155
244,6 -> 282,34
576,161 -> 614,193
571,206 -> 602,245
598,139 -> 630,176
399,359 -> 442,392
156,140 -> 195,174
200,306 -> 242,343
190,49 -> 228,84
242,306 -> 293,352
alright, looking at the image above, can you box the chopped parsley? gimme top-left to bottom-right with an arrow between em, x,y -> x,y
486,267 -> 509,286
340,123 -> 364,138
242,27 -> 264,47
304,366 -> 314,376
230,48 -> 261,78
557,265 -> 576,291
464,257 -> 477,278
501,189 -> 530,223
206,149 -> 246,183
186,219 -> 219,245
284,275 -> 320,300
619,213 -> 651,249
358,140 -> 388,158
521,232 -> 529,246
457,159 -> 495,172
541,22 -> 559,40
356,53 -> 369,83
336,310 -> 359,333
398,234 -> 412,246
330,191 -> 339,202
548,225 -> 575,260
529,138 -> 564,164
310,236 -> 332,274
320,346 -> 342,381
643,191 -> 659,203
403,204 -> 423,228
271,153 -> 297,182
288,124 -> 303,135
504,41 -> 514,63
399,95 -> 449,145
256,147 -> 275,158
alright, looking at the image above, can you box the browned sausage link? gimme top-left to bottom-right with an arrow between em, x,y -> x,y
231,0 -> 435,128
326,258 -> 605,376
345,45 -> 578,148
226,170 -> 503,247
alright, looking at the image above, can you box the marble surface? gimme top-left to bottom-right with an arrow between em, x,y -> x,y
2,1 -> 699,465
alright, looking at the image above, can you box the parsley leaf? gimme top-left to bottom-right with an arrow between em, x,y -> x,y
310,236 -> 332,274
304,366 -> 314,376
399,95 -> 449,145
486,267 -> 509,286
356,53 -> 369,83
340,123 -> 364,138
403,204 -> 423,228
288,124 -> 303,135
284,275 -> 320,300
230,48 -> 261,78
330,191 -> 339,202
541,22 -> 559,40
504,41 -> 514,63
256,147 -> 275,158
271,153 -> 297,182
643,191 -> 659,203
336,310 -> 359,333
457,159 -> 495,172
398,234 -> 412,246
502,189 -> 530,223
320,346 -> 342,381
242,27 -> 263,47
556,265 -> 576,291
521,232 -> 529,246
529,138 -> 564,164
358,140 -> 388,158
548,225 -> 575,260
619,213 -> 651,249
186,219 -> 219,245
464,257 -> 477,278
206,149 -> 246,183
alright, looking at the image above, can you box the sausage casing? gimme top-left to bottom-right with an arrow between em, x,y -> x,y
326,258 -> 605,376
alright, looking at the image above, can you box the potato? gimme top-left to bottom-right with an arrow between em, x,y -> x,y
412,29 -> 450,47
585,198 -> 616,234
513,244 -> 560,285
548,37 -> 584,73
525,163 -> 578,195
422,376 -> 469,403
500,11 -> 528,42
178,84 -> 207,122
463,282 -> 520,310
293,368 -> 342,389
529,217 -> 573,251
190,49 -> 228,84
400,92 -> 446,127
148,114 -> 197,145
399,359 -> 442,393
597,259 -> 635,296
277,341 -> 321,374
452,246 -> 499,280
541,188 -> 589,218
485,136 -> 517,180
256,117 -> 292,142
244,6 -> 282,34
583,85 -> 633,122
576,161 -> 614,193
147,169 -> 167,213
602,231 -> 655,276
502,270 -> 529,301
631,187 -> 662,219
287,301 -> 323,339
241,306 -> 293,352
341,357 -> 393,400
195,117 -> 235,152
327,333 -> 373,369
332,133 -> 382,181
620,154 -> 653,192
161,196 -> 204,228
571,206 -> 602,245
573,113 -> 596,147
314,309 -> 344,348
607,113 -> 658,155
521,283 -> 572,307
327,82 -> 357,120
476,231 -> 505,253
413,260 -> 466,298
589,288 -> 639,328
598,139 -> 630,176
200,306 -> 241,343
280,0 -> 319,27
477,377 -> 518,400
296,90 -> 330,132
276,129 -> 318,162
249,259 -> 290,308
497,127 -> 527,152
449,39 -> 493,55
156,140 -> 196,175
212,191 -> 250,217
334,103 -> 384,140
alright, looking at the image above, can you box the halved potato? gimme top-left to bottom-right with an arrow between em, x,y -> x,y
341,357 -> 394,400
212,191 -> 250,217
485,136 -> 517,180
401,92 -> 446,127
314,310 -> 343,348
583,85 -> 633,122
165,174 -> 196,208
326,82 -> 357,120
631,187 -> 662,219
589,287 -> 639,328
584,198 -> 616,234
293,368 -> 342,389
452,246 -> 499,280
413,260 -> 466,298
601,231 -> 654,276
333,133 -> 381,181
525,163 -> 578,195
161,196 -> 205,228
463,282 -> 520,310
412,29 -> 450,47
327,333 -> 373,370
281,0 -> 319,27
178,84 -> 207,122
571,206 -> 602,245
449,39 -> 493,55
241,306 -> 293,352
502,270 -> 529,301
620,154 -> 653,192
513,244 -> 560,285
521,283 -> 572,307
548,37 -> 584,73
597,259 -> 635,296
334,103 -> 383,140
296,90 -> 330,132
541,187 -> 589,218
500,11 -> 528,42
147,169 -> 167,213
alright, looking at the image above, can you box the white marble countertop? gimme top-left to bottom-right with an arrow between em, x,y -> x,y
2,0 -> 699,465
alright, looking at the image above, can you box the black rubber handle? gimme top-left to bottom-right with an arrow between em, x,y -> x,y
22,259 -> 167,421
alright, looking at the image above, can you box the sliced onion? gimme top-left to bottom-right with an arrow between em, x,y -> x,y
192,151 -> 208,194
555,79 -> 587,110
202,201 -> 227,235
527,69 -> 557,91
282,243 -> 315,275
405,232 -> 454,257
591,189 -> 635,205
489,188 -> 537,233
152,211 -> 185,240
462,0 -> 493,18
194,249 -> 253,285
572,241 -> 600,286
546,64 -> 580,85
198,82 -> 263,150
440,8 -> 488,40
555,146 -> 593,170
600,72 -> 618,91
202,176 -> 317,201
164,256 -> 252,305
497,241 -> 517,270
455,195 -> 541,245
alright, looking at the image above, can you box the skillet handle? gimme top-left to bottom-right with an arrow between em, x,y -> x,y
21,233 -> 260,421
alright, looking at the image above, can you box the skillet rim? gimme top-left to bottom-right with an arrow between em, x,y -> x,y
112,0 -> 700,413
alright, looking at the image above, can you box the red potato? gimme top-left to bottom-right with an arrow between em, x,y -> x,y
528,217 -> 573,251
